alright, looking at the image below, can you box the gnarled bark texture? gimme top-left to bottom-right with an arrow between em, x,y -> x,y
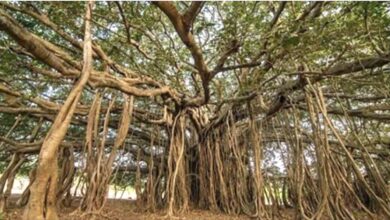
23,1 -> 94,219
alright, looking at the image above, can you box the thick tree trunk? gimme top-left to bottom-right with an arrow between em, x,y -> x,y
23,1 -> 94,219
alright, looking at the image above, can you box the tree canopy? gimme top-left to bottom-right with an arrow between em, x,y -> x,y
0,1 -> 390,219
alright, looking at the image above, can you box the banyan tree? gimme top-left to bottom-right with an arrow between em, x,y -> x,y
0,1 -> 389,220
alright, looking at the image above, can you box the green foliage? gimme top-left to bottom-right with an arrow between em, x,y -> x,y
0,1 -> 390,192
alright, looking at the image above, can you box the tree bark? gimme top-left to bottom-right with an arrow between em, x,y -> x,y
23,1 -> 94,219
0,153 -> 25,212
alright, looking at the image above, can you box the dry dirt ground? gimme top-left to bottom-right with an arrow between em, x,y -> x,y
2,197 -> 379,220
3,197 -> 294,220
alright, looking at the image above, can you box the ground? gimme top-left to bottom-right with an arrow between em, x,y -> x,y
3,196 -> 292,220
3,196 -> 378,220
